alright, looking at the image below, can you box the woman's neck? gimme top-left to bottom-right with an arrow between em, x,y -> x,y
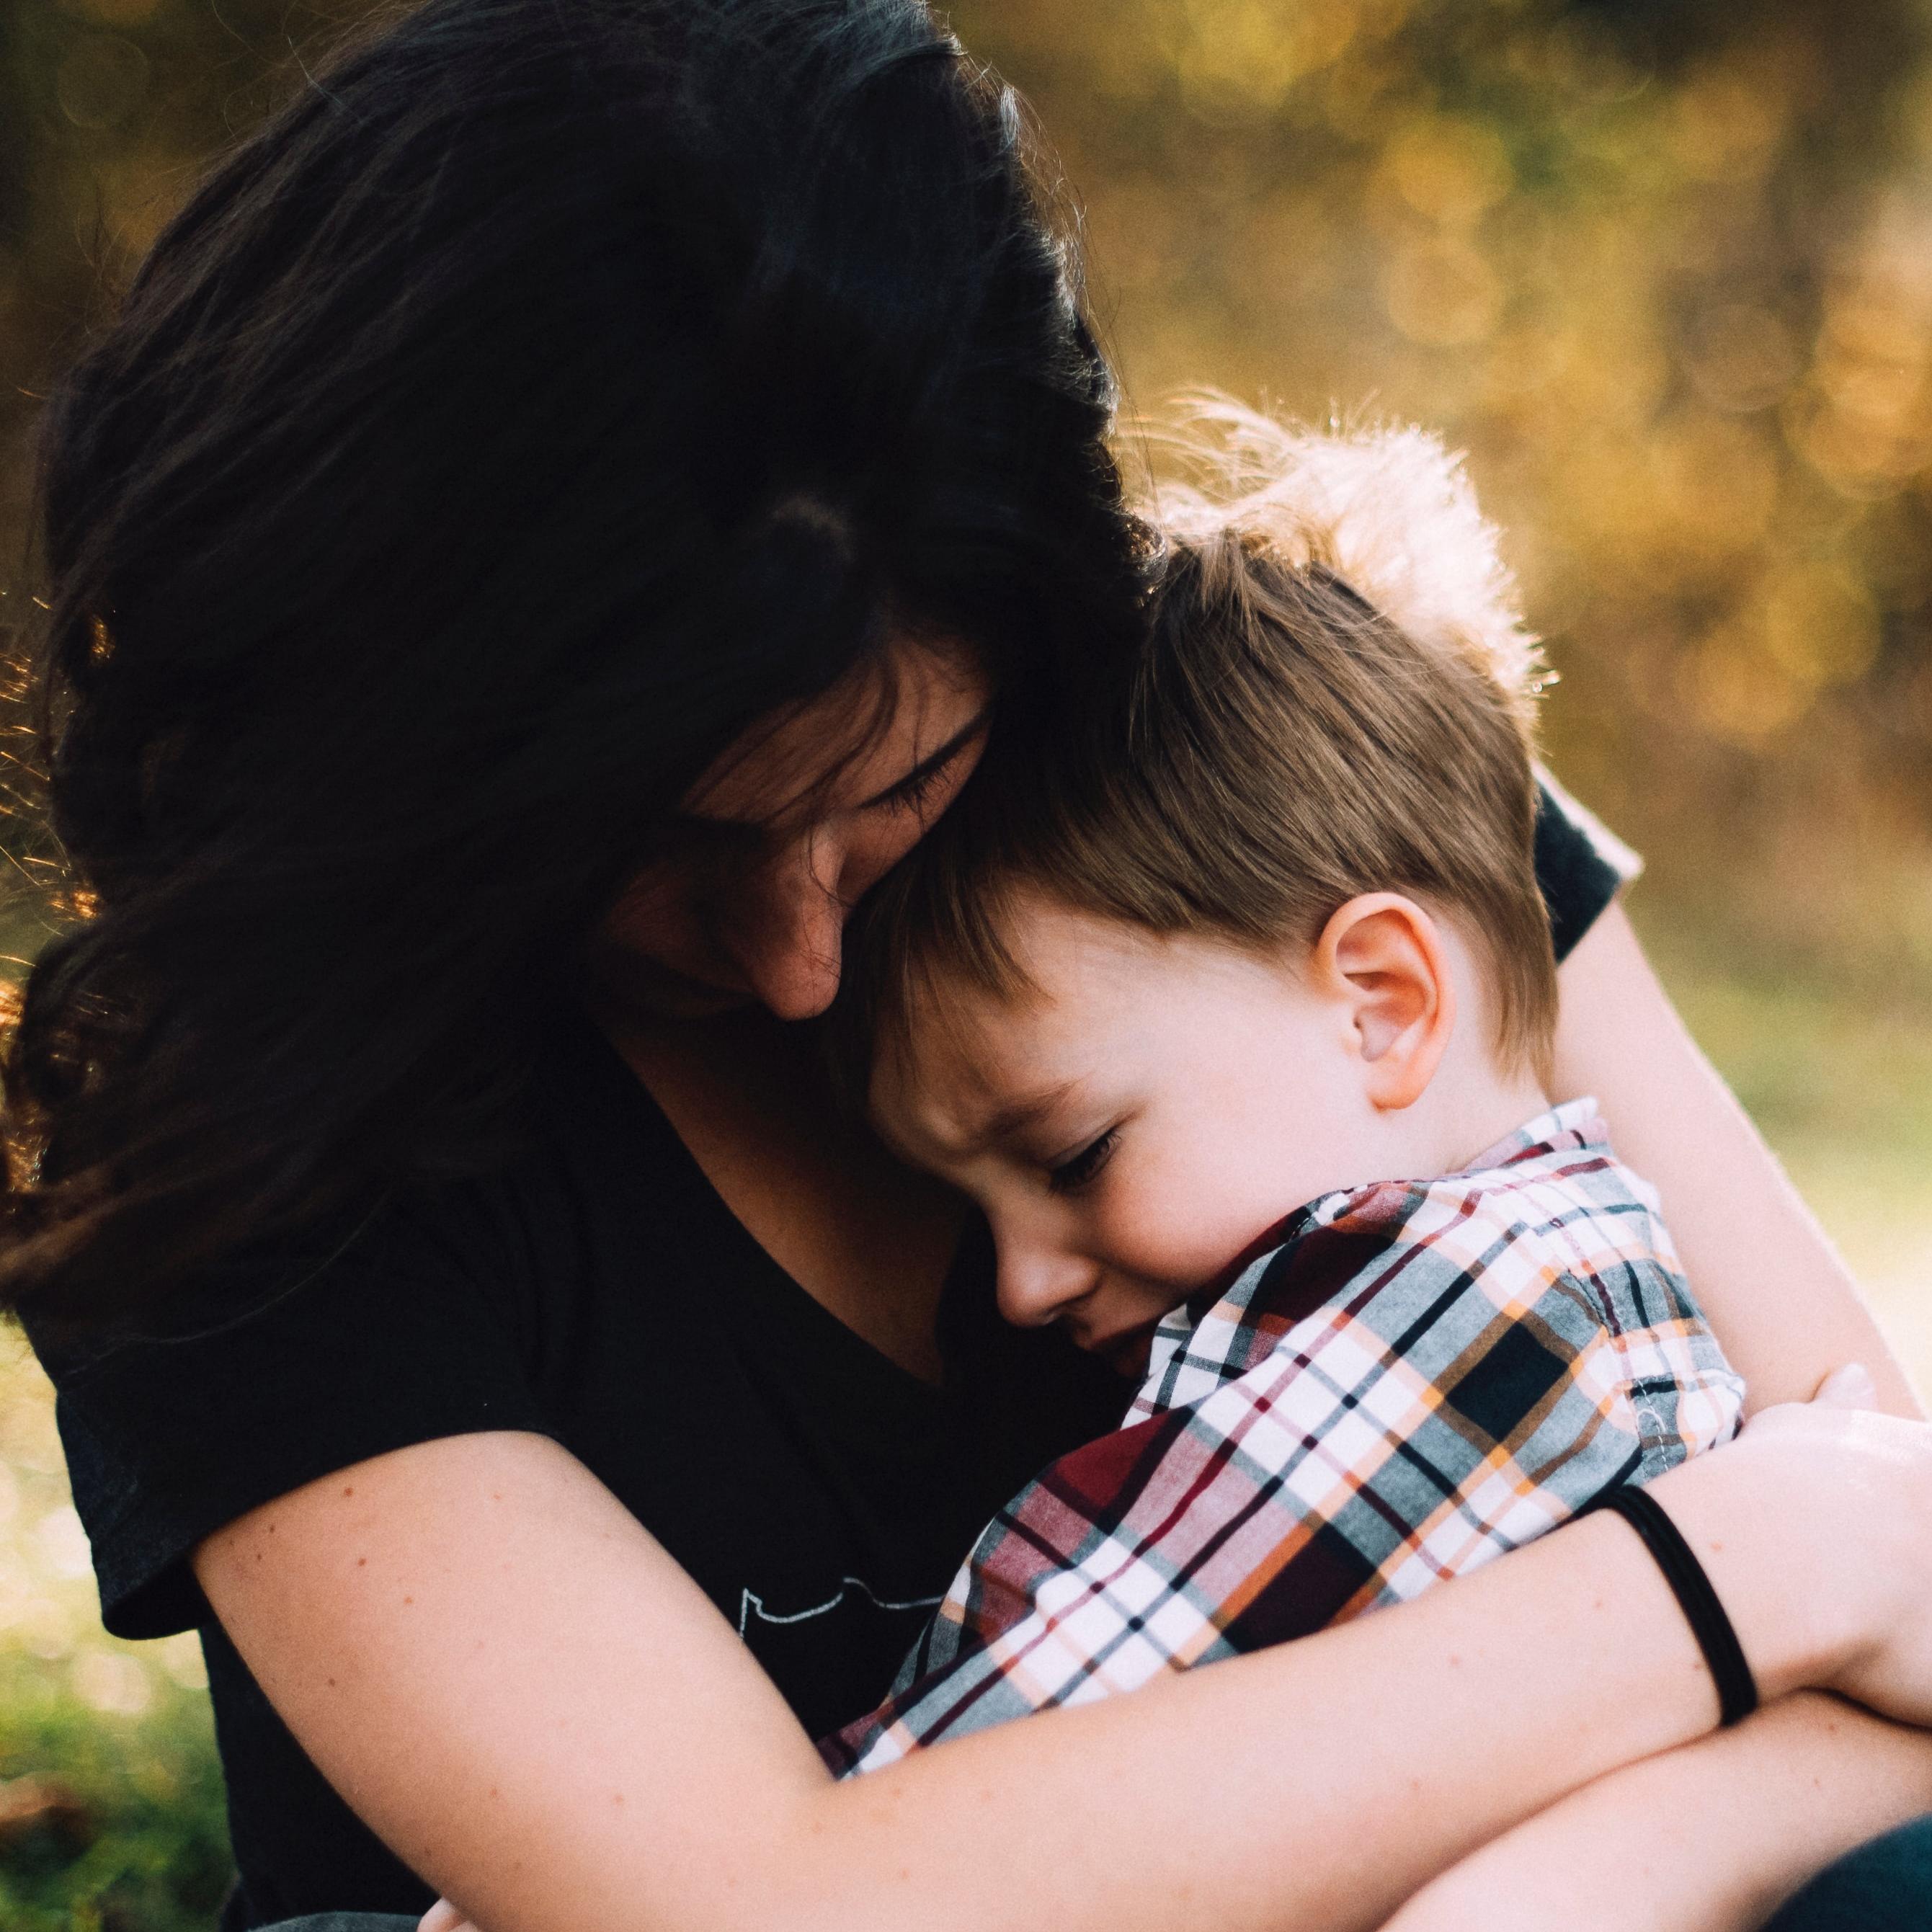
591,997 -> 963,1384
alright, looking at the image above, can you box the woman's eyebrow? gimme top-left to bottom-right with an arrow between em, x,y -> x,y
672,706 -> 993,837
857,708 -> 992,809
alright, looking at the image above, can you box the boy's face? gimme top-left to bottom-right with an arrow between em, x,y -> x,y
871,896 -> 1399,1378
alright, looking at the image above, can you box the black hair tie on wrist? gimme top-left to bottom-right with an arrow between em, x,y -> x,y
1581,1484 -> 1760,1727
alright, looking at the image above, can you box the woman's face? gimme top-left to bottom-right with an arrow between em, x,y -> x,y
592,638 -> 991,1022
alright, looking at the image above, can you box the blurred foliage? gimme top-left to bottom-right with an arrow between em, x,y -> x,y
0,1331 -> 231,1923
941,0 -> 1932,984
4,0 -> 1932,1923
4,0 -> 1932,964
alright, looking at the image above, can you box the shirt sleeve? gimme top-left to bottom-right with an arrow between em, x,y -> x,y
25,1192 -> 557,1640
1534,770 -> 1643,961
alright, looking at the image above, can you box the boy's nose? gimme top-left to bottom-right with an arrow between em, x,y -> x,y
995,1231 -> 1098,1330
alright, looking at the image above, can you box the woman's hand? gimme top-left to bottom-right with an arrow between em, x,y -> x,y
1747,1369 -> 1932,1720
1383,1360 -> 1932,1932
1641,1365 -> 1932,1725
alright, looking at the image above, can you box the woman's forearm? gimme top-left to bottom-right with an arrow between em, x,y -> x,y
1552,902 -> 1921,1417
770,1505 -> 1724,1932
773,1412 -> 1913,1932
1385,1693 -> 1932,1932
202,1415 -> 1923,1932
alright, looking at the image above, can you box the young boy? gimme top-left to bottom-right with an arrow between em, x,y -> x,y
822,418 -> 1746,1776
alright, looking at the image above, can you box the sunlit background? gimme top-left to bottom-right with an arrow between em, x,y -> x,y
2,0 -> 1931,1920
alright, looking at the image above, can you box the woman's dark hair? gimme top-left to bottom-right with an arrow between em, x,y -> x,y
3,0 -> 1148,1328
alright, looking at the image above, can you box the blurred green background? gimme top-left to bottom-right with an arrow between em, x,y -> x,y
2,0 -> 1930,1920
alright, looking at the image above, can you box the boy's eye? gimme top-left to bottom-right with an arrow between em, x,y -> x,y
1047,1129 -> 1119,1196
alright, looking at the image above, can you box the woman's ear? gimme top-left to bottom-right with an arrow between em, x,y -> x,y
1312,894 -> 1456,1111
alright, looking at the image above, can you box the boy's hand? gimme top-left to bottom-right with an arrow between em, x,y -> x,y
419,1900 -> 475,1932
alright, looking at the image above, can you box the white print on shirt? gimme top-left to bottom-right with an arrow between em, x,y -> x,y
737,1576 -> 944,1637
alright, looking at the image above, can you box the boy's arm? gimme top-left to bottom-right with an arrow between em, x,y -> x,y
1554,902 -> 1921,1417
1382,1691 -> 1932,1932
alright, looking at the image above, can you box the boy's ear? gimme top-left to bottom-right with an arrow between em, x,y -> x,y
1312,894 -> 1456,1111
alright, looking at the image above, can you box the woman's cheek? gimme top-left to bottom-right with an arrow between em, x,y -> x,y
840,816 -> 928,905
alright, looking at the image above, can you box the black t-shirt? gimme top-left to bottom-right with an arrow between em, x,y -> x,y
28,785 -> 1632,1928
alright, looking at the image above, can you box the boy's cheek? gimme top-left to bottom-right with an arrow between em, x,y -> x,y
1096,1181 -> 1256,1292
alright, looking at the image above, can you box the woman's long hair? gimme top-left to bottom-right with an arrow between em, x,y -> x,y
4,0 -> 1149,1329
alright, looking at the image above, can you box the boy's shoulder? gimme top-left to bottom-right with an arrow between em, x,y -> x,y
1324,1098 -> 1681,1291
1138,1100 -> 1689,1408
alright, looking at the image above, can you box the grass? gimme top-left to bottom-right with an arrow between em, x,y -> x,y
0,920 -> 1928,1926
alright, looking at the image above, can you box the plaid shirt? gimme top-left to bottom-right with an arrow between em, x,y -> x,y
824,1100 -> 1745,1775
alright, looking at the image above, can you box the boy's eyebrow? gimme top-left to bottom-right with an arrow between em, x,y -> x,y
966,1077 -> 1085,1151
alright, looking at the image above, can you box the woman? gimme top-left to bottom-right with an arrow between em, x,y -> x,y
9,3 -> 1932,1928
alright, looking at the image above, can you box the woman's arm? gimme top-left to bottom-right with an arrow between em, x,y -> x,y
1553,901 -> 1921,1417
1384,1693 -> 1932,1932
195,1399 -> 1932,1932
1368,907 -> 1932,1932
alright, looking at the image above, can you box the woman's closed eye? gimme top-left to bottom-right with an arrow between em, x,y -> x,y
1047,1128 -> 1119,1196
860,711 -> 989,820
873,760 -> 943,817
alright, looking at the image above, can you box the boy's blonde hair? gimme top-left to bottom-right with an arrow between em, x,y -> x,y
843,406 -> 1559,1092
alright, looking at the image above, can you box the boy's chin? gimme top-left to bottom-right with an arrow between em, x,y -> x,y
1092,1322 -> 1161,1381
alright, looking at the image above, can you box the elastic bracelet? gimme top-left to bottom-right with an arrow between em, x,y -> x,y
1580,1484 -> 1760,1727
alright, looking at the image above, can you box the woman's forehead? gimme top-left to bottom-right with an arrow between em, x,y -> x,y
682,635 -> 989,831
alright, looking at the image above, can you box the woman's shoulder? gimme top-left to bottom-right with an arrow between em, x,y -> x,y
22,1010 -> 662,1642
1533,770 -> 1643,962
23,1167 -> 564,1639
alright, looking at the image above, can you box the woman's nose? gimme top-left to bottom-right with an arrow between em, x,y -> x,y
733,828 -> 847,1021
995,1229 -> 1098,1330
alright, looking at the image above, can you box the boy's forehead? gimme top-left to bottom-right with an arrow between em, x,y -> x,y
890,904 -> 1125,1078
871,907 -> 1313,1143
868,908 -> 1173,1151
867,970 -> 1079,1165
875,974 -> 1031,1119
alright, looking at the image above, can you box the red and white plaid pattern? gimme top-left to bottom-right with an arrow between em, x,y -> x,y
824,1100 -> 1745,1774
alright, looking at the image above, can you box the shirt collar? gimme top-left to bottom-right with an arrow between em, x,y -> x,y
1454,1095 -> 1608,1178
